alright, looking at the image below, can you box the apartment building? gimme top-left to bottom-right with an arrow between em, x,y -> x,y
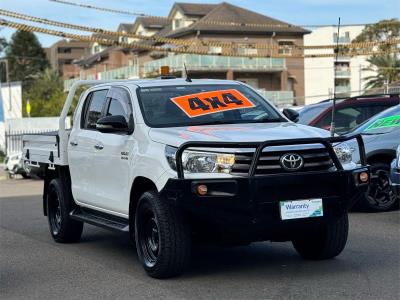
66,2 -> 310,106
45,40 -> 90,79
304,25 -> 376,104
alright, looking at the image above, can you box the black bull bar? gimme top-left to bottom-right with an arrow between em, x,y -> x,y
175,133 -> 367,179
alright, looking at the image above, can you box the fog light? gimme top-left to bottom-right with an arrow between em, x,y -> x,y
197,184 -> 208,196
359,172 -> 369,183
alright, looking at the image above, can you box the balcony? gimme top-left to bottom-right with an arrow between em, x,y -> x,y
335,69 -> 351,78
143,54 -> 286,75
257,89 -> 294,108
64,65 -> 139,91
335,85 -> 351,95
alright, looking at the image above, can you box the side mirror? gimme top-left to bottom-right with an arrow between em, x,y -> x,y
96,115 -> 130,133
282,108 -> 299,122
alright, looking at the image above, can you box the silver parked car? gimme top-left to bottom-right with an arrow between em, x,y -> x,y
349,105 -> 400,211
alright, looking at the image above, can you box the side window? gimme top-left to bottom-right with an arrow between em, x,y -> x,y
316,106 -> 364,132
82,89 -> 108,129
105,87 -> 134,130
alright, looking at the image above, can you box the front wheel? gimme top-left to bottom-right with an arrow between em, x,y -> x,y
360,163 -> 398,212
292,212 -> 348,260
135,191 -> 191,279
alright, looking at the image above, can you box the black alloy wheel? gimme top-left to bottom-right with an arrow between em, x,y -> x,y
364,163 -> 398,211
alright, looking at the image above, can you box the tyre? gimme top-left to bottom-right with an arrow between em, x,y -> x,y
135,191 -> 191,279
359,163 -> 398,212
292,212 -> 348,260
47,178 -> 83,243
21,173 -> 30,179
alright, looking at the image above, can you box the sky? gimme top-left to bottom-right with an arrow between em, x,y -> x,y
0,0 -> 399,47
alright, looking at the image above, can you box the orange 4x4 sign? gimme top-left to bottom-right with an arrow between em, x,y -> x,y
171,89 -> 255,118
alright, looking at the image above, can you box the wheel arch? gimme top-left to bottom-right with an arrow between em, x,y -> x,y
129,176 -> 158,230
367,149 -> 396,166
43,166 -> 71,216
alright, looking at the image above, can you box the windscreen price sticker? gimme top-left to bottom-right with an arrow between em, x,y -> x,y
171,89 -> 255,118
365,115 -> 400,131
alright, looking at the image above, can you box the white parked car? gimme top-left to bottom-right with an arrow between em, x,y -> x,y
23,78 -> 369,278
4,152 -> 30,178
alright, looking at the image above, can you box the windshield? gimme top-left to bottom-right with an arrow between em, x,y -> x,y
297,102 -> 331,124
137,84 -> 284,127
352,105 -> 400,134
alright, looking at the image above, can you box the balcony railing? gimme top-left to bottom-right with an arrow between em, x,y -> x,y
335,85 -> 351,94
335,70 -> 351,77
64,65 -> 139,91
143,54 -> 286,74
257,89 -> 294,108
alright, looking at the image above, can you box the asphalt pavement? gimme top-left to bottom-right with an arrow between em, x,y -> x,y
1,178 -> 399,300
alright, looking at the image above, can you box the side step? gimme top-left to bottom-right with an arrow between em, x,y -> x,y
70,208 -> 129,232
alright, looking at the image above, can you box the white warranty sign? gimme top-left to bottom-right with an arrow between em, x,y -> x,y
280,199 -> 323,220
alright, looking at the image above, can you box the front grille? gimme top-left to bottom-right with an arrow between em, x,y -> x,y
231,147 -> 334,176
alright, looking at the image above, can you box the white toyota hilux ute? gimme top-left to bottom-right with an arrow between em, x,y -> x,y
23,78 -> 370,278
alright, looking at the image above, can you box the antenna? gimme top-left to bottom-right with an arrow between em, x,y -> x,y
183,63 -> 192,82
330,17 -> 341,137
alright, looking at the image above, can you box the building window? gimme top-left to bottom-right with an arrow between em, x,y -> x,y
58,47 -> 72,54
278,41 -> 294,56
173,19 -> 185,30
208,46 -> 222,54
236,44 -> 257,56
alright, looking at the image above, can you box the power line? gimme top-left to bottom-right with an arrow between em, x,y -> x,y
1,9 -> 399,51
2,18 -> 399,59
48,0 -> 400,28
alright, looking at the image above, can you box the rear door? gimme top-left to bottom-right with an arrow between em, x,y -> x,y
68,88 -> 108,205
91,87 -> 136,214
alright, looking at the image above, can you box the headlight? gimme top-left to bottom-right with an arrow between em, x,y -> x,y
333,142 -> 354,167
396,145 -> 400,169
165,145 -> 235,174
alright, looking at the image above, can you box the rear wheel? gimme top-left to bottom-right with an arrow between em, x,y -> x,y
135,191 -> 191,278
292,212 -> 348,260
360,163 -> 397,212
47,178 -> 83,243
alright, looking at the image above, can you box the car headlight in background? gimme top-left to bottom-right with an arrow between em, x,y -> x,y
165,145 -> 235,174
333,142 -> 356,168
396,145 -> 400,169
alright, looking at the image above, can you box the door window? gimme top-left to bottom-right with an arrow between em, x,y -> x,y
105,87 -> 134,130
82,89 -> 108,129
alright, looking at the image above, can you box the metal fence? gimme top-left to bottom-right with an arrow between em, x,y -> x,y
4,129 -> 54,155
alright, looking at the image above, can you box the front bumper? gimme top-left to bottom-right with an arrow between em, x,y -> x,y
161,167 -> 369,239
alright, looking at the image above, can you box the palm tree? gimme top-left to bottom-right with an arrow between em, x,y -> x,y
363,54 -> 400,90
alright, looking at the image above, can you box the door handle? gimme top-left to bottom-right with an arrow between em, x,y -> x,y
94,143 -> 104,150
70,140 -> 78,146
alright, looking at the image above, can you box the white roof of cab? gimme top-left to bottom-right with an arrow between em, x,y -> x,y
94,78 -> 241,89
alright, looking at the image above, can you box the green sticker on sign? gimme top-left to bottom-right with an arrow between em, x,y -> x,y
365,115 -> 400,131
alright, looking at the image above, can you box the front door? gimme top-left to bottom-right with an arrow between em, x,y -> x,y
92,87 -> 136,215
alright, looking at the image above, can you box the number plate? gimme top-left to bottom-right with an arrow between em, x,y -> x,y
280,199 -> 323,220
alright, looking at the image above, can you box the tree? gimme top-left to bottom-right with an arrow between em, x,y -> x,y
23,68 -> 64,117
23,68 -> 83,117
352,18 -> 400,51
353,19 -> 400,90
0,36 -> 7,55
0,36 -> 7,82
5,30 -> 49,89
362,55 -> 400,90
